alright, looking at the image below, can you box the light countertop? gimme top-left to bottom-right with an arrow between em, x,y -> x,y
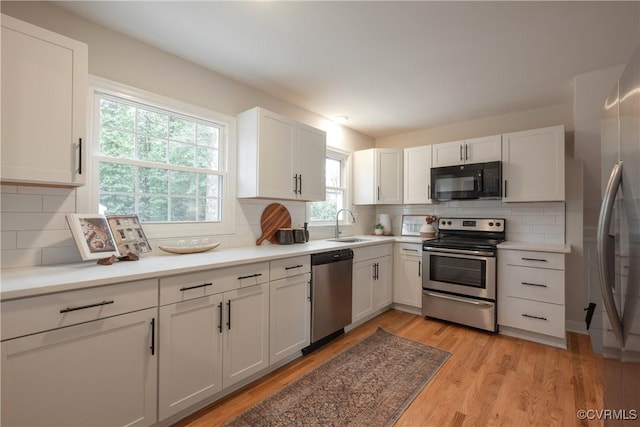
1,236 -> 402,301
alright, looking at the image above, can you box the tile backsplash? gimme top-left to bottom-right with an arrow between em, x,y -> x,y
1,185 -> 564,269
374,200 -> 565,244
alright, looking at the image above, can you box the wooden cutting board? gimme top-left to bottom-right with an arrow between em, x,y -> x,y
256,203 -> 292,245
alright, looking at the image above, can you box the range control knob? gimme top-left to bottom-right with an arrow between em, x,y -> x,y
496,222 -> 501,227
441,220 -> 446,226
447,221 -> 452,225
488,222 -> 494,227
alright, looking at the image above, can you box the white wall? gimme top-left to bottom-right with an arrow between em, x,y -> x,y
0,1 -> 374,268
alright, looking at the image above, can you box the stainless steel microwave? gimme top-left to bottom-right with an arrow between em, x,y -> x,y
430,161 -> 501,201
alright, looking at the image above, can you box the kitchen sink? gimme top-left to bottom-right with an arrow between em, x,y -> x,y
327,238 -> 370,243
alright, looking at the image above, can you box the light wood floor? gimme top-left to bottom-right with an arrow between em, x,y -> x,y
173,309 -> 603,427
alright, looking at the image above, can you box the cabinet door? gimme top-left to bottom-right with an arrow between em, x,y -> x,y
257,110 -> 296,199
502,126 -> 565,202
1,15 -> 87,186
432,140 -> 465,167
269,273 -> 311,364
403,145 -> 433,204
394,253 -> 423,308
223,283 -> 269,388
373,256 -> 393,310
465,134 -> 502,163
1,308 -> 157,427
295,123 -> 326,201
377,149 -> 403,204
352,261 -> 374,323
158,295 -> 223,421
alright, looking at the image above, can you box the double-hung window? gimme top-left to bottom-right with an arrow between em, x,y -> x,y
87,78 -> 235,238
308,149 -> 349,223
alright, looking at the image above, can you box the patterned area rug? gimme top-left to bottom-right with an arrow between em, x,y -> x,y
223,328 -> 450,427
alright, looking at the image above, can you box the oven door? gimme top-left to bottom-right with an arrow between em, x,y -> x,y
422,248 -> 496,300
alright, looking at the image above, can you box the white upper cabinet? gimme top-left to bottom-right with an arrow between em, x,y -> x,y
237,107 -> 326,202
403,145 -> 434,204
502,125 -> 565,202
1,14 -> 88,186
353,148 -> 403,205
432,135 -> 502,167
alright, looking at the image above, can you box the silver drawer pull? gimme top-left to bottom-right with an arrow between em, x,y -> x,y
285,264 -> 304,270
60,300 -> 114,313
238,273 -> 262,280
521,313 -> 548,321
402,248 -> 419,252
521,257 -> 548,262
180,282 -> 212,292
521,282 -> 548,288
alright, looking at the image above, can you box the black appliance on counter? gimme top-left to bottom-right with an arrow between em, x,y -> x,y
422,218 -> 505,332
431,161 -> 501,201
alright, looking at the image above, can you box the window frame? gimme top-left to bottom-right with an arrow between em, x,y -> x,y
306,147 -> 351,226
78,76 -> 236,239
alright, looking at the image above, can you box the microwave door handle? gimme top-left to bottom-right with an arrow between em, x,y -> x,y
597,161 -> 624,346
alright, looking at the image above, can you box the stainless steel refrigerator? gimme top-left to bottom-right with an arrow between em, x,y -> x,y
593,47 -> 640,426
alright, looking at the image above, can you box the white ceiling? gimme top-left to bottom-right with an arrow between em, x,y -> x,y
55,1 -> 639,138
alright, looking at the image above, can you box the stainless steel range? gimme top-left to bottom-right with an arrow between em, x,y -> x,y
422,218 -> 505,332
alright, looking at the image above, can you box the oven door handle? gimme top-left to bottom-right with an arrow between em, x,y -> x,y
424,291 -> 493,307
423,247 -> 495,257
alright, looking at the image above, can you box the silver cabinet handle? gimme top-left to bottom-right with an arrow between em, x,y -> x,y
402,248 -> 419,252
597,161 -> 624,345
459,145 -> 463,161
293,174 -> 299,194
465,144 -> 469,160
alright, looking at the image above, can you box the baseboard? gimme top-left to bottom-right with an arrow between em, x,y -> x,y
391,303 -> 421,316
499,326 -> 567,349
566,320 -> 588,334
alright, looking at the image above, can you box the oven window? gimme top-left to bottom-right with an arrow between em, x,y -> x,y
429,255 -> 486,288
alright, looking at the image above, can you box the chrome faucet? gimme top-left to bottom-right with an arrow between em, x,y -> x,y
335,209 -> 356,238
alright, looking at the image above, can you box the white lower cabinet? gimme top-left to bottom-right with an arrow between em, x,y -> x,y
498,248 -> 567,348
2,307 -> 158,427
393,243 -> 423,309
158,269 -> 269,421
352,244 -> 393,323
269,273 -> 311,364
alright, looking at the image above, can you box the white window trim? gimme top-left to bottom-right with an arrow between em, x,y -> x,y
306,146 -> 352,226
77,76 -> 236,239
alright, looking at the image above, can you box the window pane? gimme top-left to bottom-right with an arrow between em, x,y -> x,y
100,129 -> 135,158
171,171 -> 196,195
139,196 -> 168,222
198,124 -> 219,149
137,109 -> 168,138
139,167 -> 168,195
198,174 -> 220,197
196,146 -> 218,170
198,197 -> 221,221
326,158 -> 341,187
169,141 -> 195,167
100,194 -> 135,216
171,197 -> 196,221
99,162 -> 135,192
137,136 -> 167,163
310,189 -> 344,222
169,116 -> 196,143
100,99 -> 135,131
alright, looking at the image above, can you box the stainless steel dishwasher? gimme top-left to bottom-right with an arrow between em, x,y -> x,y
304,249 -> 353,354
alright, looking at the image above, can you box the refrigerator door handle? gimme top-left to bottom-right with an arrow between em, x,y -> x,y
597,161 -> 624,346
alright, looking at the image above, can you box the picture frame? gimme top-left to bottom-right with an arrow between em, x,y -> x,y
66,214 -> 121,261
106,214 -> 151,255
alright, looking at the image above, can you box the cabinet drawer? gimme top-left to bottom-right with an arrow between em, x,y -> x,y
396,243 -> 422,256
353,243 -> 393,263
270,256 -> 310,281
499,297 -> 565,338
160,262 -> 270,306
1,279 -> 157,341
500,265 -> 564,304
500,249 -> 565,270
